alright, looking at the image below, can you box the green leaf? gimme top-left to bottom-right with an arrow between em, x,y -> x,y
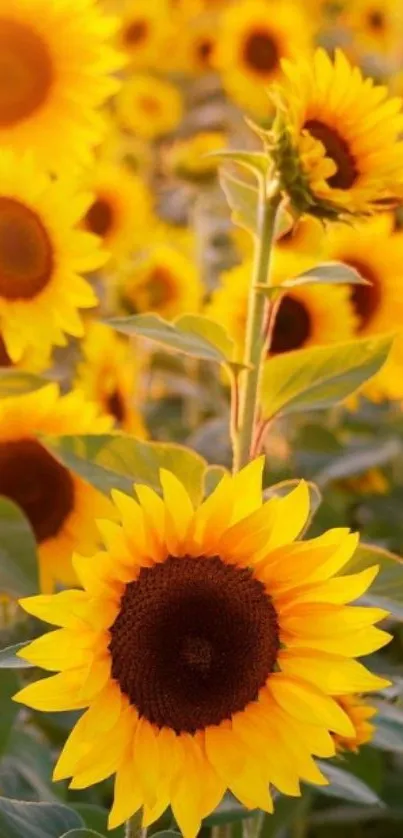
0,641 -> 34,668
0,671 -> 19,754
261,335 -> 393,419
314,438 -> 401,487
0,498 -> 39,598
315,762 -> 383,806
203,794 -> 255,826
60,832 -> 106,838
280,262 -> 369,289
219,169 -> 258,235
344,543 -> 403,603
260,796 -> 311,838
4,729 -> 61,801
71,806 -> 123,838
213,149 -> 270,176
0,370 -> 47,398
104,313 -> 235,364
372,701 -> 403,754
0,797 -> 83,838
44,435 -> 207,506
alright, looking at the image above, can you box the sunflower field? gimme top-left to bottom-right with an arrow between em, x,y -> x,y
3,1 -> 403,838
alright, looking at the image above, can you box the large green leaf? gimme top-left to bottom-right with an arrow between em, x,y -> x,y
44,435 -> 207,505
105,313 -> 235,364
4,729 -> 61,802
279,262 -> 368,289
219,169 -> 258,235
315,763 -> 383,806
314,438 -> 401,487
261,335 -> 393,419
0,641 -> 34,669
0,798 -> 83,838
71,806 -> 123,838
372,700 -> 403,754
0,498 -> 39,597
0,370 -> 47,399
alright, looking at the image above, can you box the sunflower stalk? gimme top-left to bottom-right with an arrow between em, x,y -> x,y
125,810 -> 147,838
233,172 -> 281,471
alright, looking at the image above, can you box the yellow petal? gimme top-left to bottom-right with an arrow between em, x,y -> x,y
192,473 -> 234,553
70,706 -> 135,789
279,649 -> 390,694
284,625 -> 392,656
229,762 -> 273,812
268,675 -> 355,737
230,457 -> 264,524
19,590 -> 89,627
111,491 -> 151,557
14,670 -> 94,711
280,603 -> 387,636
265,481 -> 310,550
133,717 -> 160,807
108,756 -> 143,829
160,469 -> 194,554
135,484 -> 167,560
279,566 -> 379,606
18,628 -> 93,671
205,722 -> 245,779
170,735 -> 206,838
53,710 -> 93,781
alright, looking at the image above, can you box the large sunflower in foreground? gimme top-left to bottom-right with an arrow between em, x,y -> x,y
276,49 -> 403,217
0,151 -> 105,362
0,0 -> 122,172
82,161 -> 153,264
15,460 -> 389,836
216,0 -> 312,117
326,214 -> 403,399
75,321 -> 147,436
0,384 -> 112,593
206,253 -> 357,362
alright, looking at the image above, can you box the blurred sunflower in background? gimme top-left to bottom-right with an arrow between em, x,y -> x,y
217,0 -> 313,117
277,48 -> 403,217
207,252 -> 357,361
82,161 -> 154,263
326,213 -> 403,399
0,384 -> 112,593
341,0 -> 401,58
76,320 -> 147,435
115,75 -> 183,140
119,243 -> 203,319
0,0 -> 122,171
117,0 -> 172,68
0,151 -> 105,362
15,462 -> 389,835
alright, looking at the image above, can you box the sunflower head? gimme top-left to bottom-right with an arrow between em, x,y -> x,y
164,131 -> 227,183
117,0 -> 172,68
0,383 -> 113,592
333,695 -> 377,752
270,49 -> 403,219
15,460 -> 390,836
116,75 -> 183,140
119,244 -> 203,319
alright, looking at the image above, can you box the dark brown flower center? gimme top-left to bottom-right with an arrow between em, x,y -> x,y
85,197 -> 115,239
0,334 -> 12,366
243,30 -> 279,74
0,198 -> 53,301
0,18 -> 53,127
109,555 -> 279,734
197,38 -> 214,67
0,438 -> 74,542
346,259 -> 382,330
123,19 -> 149,46
147,266 -> 176,308
304,119 -> 358,190
368,10 -> 384,29
271,294 -> 312,354
106,388 -> 126,423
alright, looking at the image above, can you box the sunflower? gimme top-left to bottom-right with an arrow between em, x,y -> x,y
75,321 -> 147,436
164,131 -> 227,183
117,0 -> 172,69
276,214 -> 325,256
82,161 -> 153,263
326,213 -> 403,399
216,0 -> 312,117
0,151 -> 105,363
15,460 -> 389,836
116,75 -> 183,140
0,384 -> 113,593
184,17 -> 219,75
333,695 -> 377,753
206,252 -> 357,362
119,244 -> 203,319
276,49 -> 403,217
341,0 -> 401,57
0,0 -> 122,172
0,332 -> 51,372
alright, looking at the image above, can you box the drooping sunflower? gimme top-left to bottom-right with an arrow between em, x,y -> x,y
15,460 -> 389,836
115,75 -> 183,140
0,0 -> 122,172
206,252 -> 357,362
117,0 -> 172,69
119,244 -> 203,319
276,49 -> 403,217
75,321 -> 147,436
82,161 -> 153,263
0,384 -> 113,593
0,151 -> 105,362
333,695 -> 377,753
216,0 -> 312,117
326,213 -> 403,399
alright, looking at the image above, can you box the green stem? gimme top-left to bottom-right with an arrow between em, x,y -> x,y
125,810 -> 146,838
233,178 -> 281,471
